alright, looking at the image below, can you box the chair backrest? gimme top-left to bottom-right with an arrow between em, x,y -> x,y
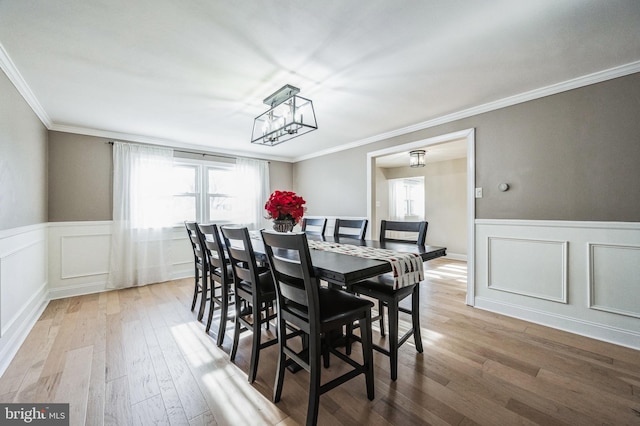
333,218 -> 368,240
198,223 -> 231,282
261,231 -> 320,329
301,218 -> 327,236
221,226 -> 265,295
185,221 -> 206,270
379,220 -> 428,245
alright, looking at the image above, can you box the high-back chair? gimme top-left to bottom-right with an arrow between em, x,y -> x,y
351,220 -> 428,380
379,219 -> 428,245
185,221 -> 208,321
198,223 -> 234,346
301,217 -> 327,236
221,226 -> 277,383
261,230 -> 374,426
333,218 -> 368,240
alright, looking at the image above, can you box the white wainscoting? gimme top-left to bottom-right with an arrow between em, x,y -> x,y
48,222 -> 193,299
475,220 -> 640,350
588,242 -> 640,319
487,236 -> 567,303
0,223 -> 48,375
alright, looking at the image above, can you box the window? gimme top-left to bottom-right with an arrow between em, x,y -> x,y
172,159 -> 237,224
388,177 -> 425,220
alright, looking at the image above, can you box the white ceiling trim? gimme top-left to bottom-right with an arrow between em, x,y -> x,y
0,41 -> 51,127
293,60 -> 640,163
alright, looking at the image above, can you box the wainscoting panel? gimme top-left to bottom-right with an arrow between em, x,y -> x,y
476,220 -> 640,350
60,234 -> 111,279
49,222 -> 193,299
0,224 -> 49,375
589,243 -> 640,319
487,237 -> 567,303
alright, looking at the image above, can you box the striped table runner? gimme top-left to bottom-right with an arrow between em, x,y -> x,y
307,240 -> 424,289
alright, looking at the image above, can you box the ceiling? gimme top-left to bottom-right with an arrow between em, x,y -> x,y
1,1 -> 639,162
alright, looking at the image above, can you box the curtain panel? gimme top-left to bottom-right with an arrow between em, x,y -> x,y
108,142 -> 175,288
235,157 -> 270,230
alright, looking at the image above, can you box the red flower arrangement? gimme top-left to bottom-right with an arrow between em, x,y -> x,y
264,190 -> 306,224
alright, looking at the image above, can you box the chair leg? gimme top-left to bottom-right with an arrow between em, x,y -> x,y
322,333 -> 330,369
360,311 -> 375,400
230,294 -> 242,361
248,306 -> 262,383
273,318 -> 287,403
306,334 -> 322,426
412,284 -> 423,353
205,286 -> 216,334
265,302 -> 271,331
191,269 -> 199,311
388,299 -> 399,381
215,287 -> 229,347
197,272 -> 207,321
378,300 -> 386,337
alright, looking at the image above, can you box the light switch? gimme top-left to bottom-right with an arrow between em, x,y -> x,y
475,187 -> 483,198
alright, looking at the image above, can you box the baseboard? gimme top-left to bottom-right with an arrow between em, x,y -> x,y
443,252 -> 466,262
0,282 -> 49,376
48,281 -> 107,300
474,296 -> 640,351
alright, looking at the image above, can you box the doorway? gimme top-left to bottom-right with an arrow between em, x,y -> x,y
366,128 -> 475,305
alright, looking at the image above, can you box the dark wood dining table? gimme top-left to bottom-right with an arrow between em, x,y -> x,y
250,232 -> 447,288
246,231 -> 447,373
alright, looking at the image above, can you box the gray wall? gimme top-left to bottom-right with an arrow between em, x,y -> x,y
294,73 -> 640,222
0,69 -> 48,230
381,158 -> 467,254
48,132 -> 112,222
48,131 -> 293,221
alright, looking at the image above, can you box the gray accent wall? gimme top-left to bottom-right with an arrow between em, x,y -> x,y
0,69 -> 47,230
47,131 -> 294,221
48,132 -> 112,222
294,73 -> 640,222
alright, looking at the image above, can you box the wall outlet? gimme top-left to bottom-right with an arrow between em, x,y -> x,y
475,187 -> 483,198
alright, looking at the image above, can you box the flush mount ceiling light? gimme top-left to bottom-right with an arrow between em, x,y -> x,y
409,150 -> 426,167
251,84 -> 318,146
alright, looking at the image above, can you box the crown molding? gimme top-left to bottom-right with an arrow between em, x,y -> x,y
293,60 -> 640,162
49,124 -> 293,163
0,42 -> 51,127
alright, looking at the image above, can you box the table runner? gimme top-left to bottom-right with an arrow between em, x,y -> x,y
307,240 -> 424,289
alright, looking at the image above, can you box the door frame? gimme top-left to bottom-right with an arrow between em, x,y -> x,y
366,128 -> 476,305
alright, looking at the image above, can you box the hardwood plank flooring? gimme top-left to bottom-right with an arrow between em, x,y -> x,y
1,258 -> 639,425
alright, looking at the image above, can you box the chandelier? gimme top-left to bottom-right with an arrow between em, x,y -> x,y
251,84 -> 318,146
409,150 -> 426,167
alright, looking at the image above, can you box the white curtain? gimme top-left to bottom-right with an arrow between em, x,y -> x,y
108,142 -> 175,289
388,178 -> 405,221
235,157 -> 270,230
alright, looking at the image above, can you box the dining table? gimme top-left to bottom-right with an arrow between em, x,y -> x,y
249,232 -> 447,288
245,230 -> 447,373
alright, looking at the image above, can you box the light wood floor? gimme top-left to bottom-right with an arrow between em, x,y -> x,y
1,258 -> 639,425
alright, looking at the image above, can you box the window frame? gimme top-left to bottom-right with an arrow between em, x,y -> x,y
172,158 -> 237,225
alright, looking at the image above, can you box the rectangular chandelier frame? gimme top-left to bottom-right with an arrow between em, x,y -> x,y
251,84 -> 318,146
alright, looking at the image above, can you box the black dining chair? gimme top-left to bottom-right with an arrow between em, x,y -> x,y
198,223 -> 234,346
350,220 -> 428,380
185,221 -> 208,322
261,230 -> 374,426
221,226 -> 278,383
379,219 -> 428,245
301,217 -> 327,236
333,218 -> 368,240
